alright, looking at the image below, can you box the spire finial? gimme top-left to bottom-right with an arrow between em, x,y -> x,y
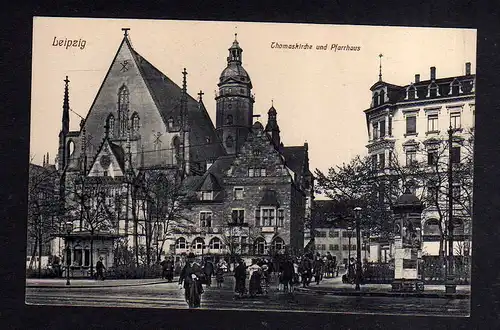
62,75 -> 70,135
235,32 -> 237,41
122,28 -> 130,37
198,90 -> 204,102
43,154 -> 46,166
379,53 -> 383,81
182,68 -> 188,93
271,99 -> 273,106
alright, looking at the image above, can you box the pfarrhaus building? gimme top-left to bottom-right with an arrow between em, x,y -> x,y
53,30 -> 313,274
363,63 -> 474,273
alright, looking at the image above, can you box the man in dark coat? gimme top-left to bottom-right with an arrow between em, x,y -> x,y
280,257 -> 295,293
234,259 -> 247,297
178,253 -> 204,308
203,258 -> 214,287
96,257 -> 105,280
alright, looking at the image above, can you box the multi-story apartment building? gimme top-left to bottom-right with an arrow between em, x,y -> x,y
364,63 -> 475,265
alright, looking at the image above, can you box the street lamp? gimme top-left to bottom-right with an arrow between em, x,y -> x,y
354,207 -> 363,291
64,221 -> 73,286
347,225 -> 352,278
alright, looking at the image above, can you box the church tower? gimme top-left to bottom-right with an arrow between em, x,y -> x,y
215,34 -> 255,155
265,103 -> 281,148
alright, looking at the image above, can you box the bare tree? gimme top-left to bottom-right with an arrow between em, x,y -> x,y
27,164 -> 60,277
65,175 -> 116,277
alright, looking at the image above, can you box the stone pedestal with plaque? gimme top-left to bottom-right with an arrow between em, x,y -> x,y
391,189 -> 424,292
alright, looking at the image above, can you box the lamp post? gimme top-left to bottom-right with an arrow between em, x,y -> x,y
64,221 -> 73,286
347,226 -> 352,277
354,207 -> 363,291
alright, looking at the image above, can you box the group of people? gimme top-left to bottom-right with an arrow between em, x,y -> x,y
233,258 -> 272,297
175,251 -> 341,308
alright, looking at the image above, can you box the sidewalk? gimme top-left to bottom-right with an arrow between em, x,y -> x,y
26,277 -> 176,289
294,275 -> 471,299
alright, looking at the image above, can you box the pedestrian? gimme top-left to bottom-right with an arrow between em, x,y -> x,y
215,259 -> 225,288
203,258 -> 214,288
234,259 -> 247,297
178,252 -> 204,308
96,257 -> 105,280
313,255 -> 323,285
280,257 -> 294,293
248,259 -> 262,297
261,263 -> 270,295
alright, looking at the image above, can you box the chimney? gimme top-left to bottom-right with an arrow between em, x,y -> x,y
465,62 -> 471,75
430,67 -> 436,80
415,74 -> 420,83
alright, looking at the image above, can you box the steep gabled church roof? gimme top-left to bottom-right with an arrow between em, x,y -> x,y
130,48 -> 226,161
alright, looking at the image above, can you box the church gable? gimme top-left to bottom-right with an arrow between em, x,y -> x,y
79,35 -> 170,169
227,122 -> 291,180
88,139 -> 125,178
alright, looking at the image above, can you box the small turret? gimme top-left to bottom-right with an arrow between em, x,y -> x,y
265,101 -> 281,148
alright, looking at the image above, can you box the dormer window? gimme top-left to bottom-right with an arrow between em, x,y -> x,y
379,89 -> 385,105
449,79 -> 461,96
168,117 -> 174,130
201,191 -> 213,201
428,82 -> 440,98
407,85 -> 417,100
373,92 -> 379,107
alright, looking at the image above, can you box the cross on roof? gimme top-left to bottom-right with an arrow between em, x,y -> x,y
198,90 -> 204,101
64,76 -> 70,84
122,28 -> 130,37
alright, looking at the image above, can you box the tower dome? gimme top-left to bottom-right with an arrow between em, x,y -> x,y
215,34 -> 255,156
218,34 -> 252,88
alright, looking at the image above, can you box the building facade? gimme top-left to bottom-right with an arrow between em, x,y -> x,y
312,200 -> 367,266
51,30 -> 313,272
364,64 -> 475,265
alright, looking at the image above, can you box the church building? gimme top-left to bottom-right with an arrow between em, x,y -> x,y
54,29 -> 313,273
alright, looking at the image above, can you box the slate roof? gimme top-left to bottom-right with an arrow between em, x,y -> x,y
109,142 -> 126,173
282,146 -> 306,175
129,40 -> 226,163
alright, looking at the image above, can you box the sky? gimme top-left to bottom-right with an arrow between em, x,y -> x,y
30,17 -> 476,175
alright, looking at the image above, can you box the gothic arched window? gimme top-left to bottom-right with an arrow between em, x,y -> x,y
254,237 -> 266,255
168,117 -> 174,130
209,237 -> 222,250
66,140 -> 75,159
106,114 -> 115,137
226,114 -> 233,125
172,136 -> 181,165
117,85 -> 129,137
131,112 -> 140,134
272,237 -> 285,251
226,135 -> 234,148
176,237 -> 187,249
